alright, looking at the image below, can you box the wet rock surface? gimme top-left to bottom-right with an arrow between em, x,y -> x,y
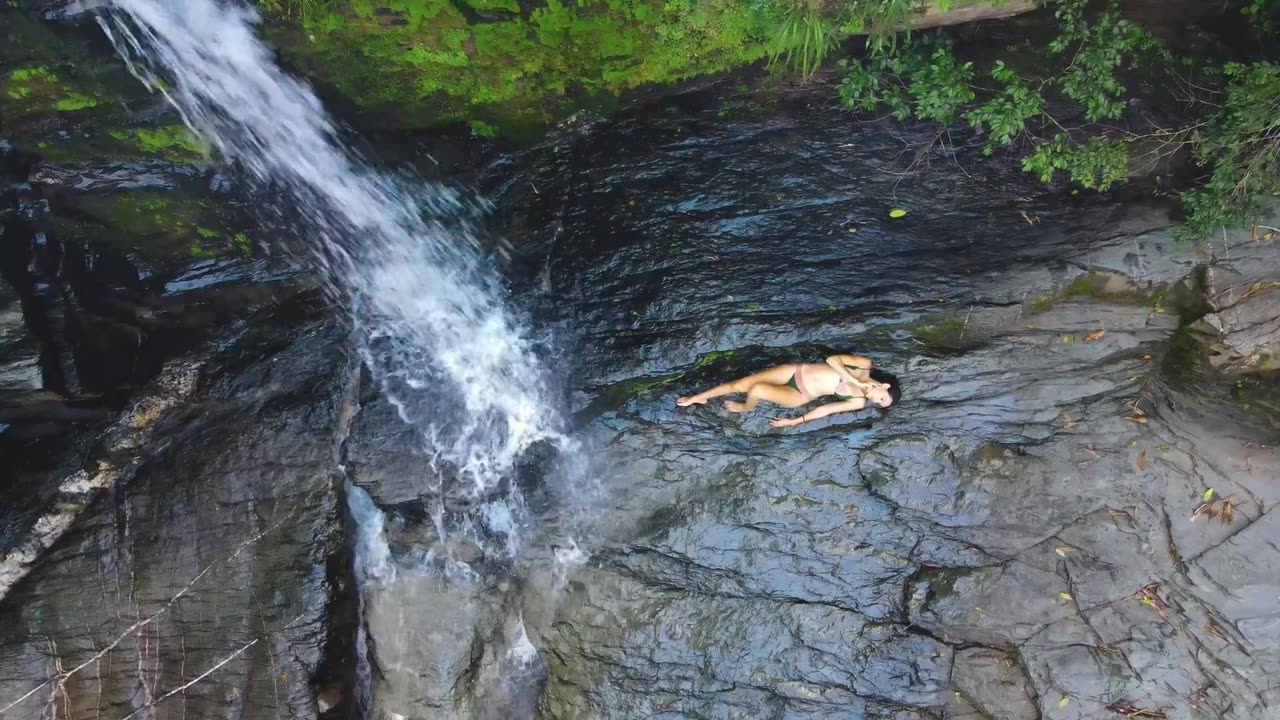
0,301 -> 357,720
1,45 -> 1279,720
496,96 -> 1280,720
1203,233 -> 1280,367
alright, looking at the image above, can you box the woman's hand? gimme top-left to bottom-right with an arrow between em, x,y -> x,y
826,355 -> 866,389
770,416 -> 804,428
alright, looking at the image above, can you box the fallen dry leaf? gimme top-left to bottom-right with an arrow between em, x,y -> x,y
1129,583 -> 1168,617
1106,701 -> 1169,719
1083,329 -> 1107,342
1124,415 -> 1149,424
1136,450 -> 1147,471
1240,280 -> 1280,301
1190,495 -> 1238,525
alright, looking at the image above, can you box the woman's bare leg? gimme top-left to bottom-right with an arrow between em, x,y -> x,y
677,364 -> 798,407
724,383 -> 808,413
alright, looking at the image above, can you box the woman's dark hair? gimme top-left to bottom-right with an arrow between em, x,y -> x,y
868,368 -> 903,407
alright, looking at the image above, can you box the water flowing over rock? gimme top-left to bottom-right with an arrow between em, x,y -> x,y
2,10 -> 1280,720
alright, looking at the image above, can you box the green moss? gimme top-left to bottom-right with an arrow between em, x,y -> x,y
104,126 -> 207,160
46,192 -> 244,263
468,119 -> 498,138
623,349 -> 742,396
3,65 -> 98,114
1063,272 -> 1112,298
1028,271 -> 1188,313
266,0 -> 777,134
8,66 -> 53,82
910,313 -> 967,350
1028,293 -> 1057,312
38,125 -> 207,163
133,126 -> 208,157
53,92 -> 97,111
627,373 -> 684,394
693,349 -> 736,369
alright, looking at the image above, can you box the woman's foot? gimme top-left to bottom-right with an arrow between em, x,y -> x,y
723,400 -> 748,413
676,394 -> 707,407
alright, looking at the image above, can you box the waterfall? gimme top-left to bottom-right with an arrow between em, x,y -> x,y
97,0 -> 564,491
97,0 -> 571,551
97,2 -> 588,713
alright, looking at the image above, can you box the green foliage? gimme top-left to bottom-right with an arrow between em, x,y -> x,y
908,46 -> 974,123
1179,62 -> 1280,239
1022,134 -> 1128,191
833,0 -> 1277,236
838,0 -> 923,55
768,4 -> 839,79
836,35 -> 972,123
271,0 -> 779,132
268,0 -> 1020,132
963,61 -> 1041,152
1243,0 -> 1279,36
835,0 -> 1170,195
1049,0 -> 1158,122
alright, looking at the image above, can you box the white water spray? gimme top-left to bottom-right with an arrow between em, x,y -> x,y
98,0 -> 564,502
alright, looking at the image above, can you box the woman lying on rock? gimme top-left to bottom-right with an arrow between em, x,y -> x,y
676,353 -> 901,428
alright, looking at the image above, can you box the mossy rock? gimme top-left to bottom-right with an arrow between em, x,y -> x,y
2,64 -> 99,117
263,0 -> 776,135
46,191 -> 252,265
910,313 -> 968,350
0,8 -> 206,162
1028,271 -> 1165,312
31,124 -> 211,164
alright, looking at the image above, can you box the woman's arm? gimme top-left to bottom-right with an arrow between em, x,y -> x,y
825,354 -> 873,388
771,399 -> 866,427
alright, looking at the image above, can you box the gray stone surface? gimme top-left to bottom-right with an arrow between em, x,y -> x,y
1203,212 -> 1280,366
0,311 -> 355,720
501,99 -> 1280,720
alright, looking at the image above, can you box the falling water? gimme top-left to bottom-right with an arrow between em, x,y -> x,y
97,1 -> 585,712
98,0 -> 566,498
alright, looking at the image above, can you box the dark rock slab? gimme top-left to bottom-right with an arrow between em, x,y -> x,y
30,159 -> 209,193
503,96 -> 1280,720
952,647 -> 1039,720
0,309 -> 356,720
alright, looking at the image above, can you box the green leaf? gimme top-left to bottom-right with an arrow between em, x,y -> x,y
1059,592 -> 1073,601
1058,697 -> 1071,709
888,208 -> 908,218
1203,488 -> 1215,502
